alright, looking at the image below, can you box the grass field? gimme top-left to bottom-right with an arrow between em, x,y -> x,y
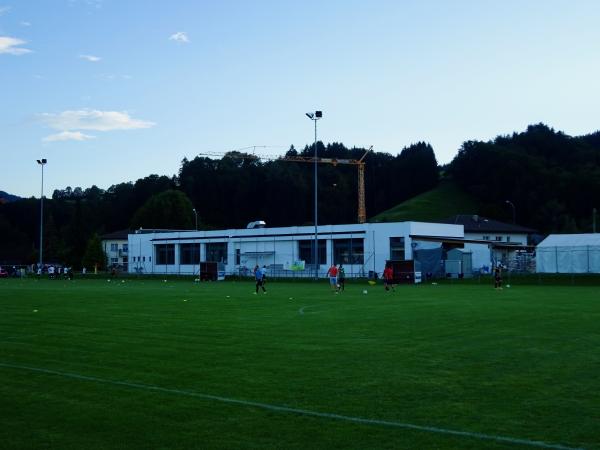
1,278 -> 598,450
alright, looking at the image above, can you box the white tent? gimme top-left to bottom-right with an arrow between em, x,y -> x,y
536,234 -> 600,273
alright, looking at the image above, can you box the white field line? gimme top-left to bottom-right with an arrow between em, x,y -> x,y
0,361 -> 584,450
298,305 -> 320,315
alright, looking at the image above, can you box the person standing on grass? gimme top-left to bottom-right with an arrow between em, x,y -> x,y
254,265 -> 266,294
262,265 -> 268,287
326,263 -> 338,293
337,264 -> 346,292
494,265 -> 503,289
383,264 -> 395,291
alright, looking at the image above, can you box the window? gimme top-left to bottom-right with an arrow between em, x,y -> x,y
389,237 -> 405,261
122,257 -> 128,264
235,249 -> 241,265
122,244 -> 128,253
155,244 -> 175,265
180,243 -> 200,265
111,257 -> 118,264
333,238 -> 364,264
495,236 -> 502,241
507,236 -> 511,242
142,256 -> 146,262
110,243 -> 118,251
205,242 -> 228,263
483,236 -> 490,241
298,240 -> 326,265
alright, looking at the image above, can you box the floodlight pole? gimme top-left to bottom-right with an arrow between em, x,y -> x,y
306,111 -> 322,279
505,200 -> 516,224
192,208 -> 198,230
37,159 -> 47,269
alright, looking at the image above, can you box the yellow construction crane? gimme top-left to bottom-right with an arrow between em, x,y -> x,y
282,146 -> 373,223
197,145 -> 373,223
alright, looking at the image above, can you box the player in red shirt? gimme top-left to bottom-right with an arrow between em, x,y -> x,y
383,265 -> 395,292
326,264 -> 339,293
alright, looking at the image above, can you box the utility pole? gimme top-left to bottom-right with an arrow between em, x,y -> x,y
36,159 -> 47,269
306,111 -> 322,279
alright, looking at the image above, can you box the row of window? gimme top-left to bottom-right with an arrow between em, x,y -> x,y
109,243 -> 128,252
132,256 -> 150,263
297,239 -> 365,265
482,236 -> 511,242
155,243 -> 226,266
151,238 -> 406,266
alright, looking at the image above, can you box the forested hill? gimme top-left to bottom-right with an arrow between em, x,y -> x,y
448,124 -> 600,233
179,142 -> 439,228
0,142 -> 439,265
0,191 -> 20,203
2,124 -> 599,266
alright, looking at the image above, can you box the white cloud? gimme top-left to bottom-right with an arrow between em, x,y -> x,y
0,6 -> 10,15
97,73 -> 132,81
79,54 -> 101,62
43,131 -> 96,142
68,0 -> 103,8
0,36 -> 32,55
39,109 -> 155,132
20,21 -> 31,27
169,32 -> 189,43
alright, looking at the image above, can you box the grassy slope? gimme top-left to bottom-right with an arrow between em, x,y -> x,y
0,278 -> 598,450
371,179 -> 479,223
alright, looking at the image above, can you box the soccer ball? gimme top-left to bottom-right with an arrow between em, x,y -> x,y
362,289 -> 368,295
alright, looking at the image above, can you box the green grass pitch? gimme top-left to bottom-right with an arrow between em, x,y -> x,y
0,278 -> 598,450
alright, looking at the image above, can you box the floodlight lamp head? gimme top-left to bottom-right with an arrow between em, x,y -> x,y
37,159 -> 47,165
305,112 -> 314,119
315,111 -> 322,118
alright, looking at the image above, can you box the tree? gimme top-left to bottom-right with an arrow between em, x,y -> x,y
131,190 -> 194,229
82,234 -> 105,271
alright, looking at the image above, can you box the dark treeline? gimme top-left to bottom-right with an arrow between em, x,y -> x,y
4,123 -> 597,267
0,142 -> 438,266
448,124 -> 600,233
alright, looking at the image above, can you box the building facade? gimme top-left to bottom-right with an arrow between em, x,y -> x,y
127,221 -> 464,277
101,229 -> 129,269
441,215 -> 534,272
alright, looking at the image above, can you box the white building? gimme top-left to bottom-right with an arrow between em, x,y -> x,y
127,221 -> 464,277
536,234 -> 600,273
440,215 -> 535,272
101,229 -> 129,269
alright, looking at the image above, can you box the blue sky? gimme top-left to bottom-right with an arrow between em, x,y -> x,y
1,0 -> 599,197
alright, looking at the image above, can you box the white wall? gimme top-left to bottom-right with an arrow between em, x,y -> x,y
127,221 -> 465,277
102,239 -> 128,267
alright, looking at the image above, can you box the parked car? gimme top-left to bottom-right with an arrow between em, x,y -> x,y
0,267 -> 9,278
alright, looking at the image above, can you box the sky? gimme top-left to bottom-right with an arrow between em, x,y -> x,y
1,0 -> 599,198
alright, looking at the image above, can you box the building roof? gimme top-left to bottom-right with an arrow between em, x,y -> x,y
537,233 -> 600,247
410,234 -> 534,250
100,229 -> 130,240
439,215 -> 536,234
